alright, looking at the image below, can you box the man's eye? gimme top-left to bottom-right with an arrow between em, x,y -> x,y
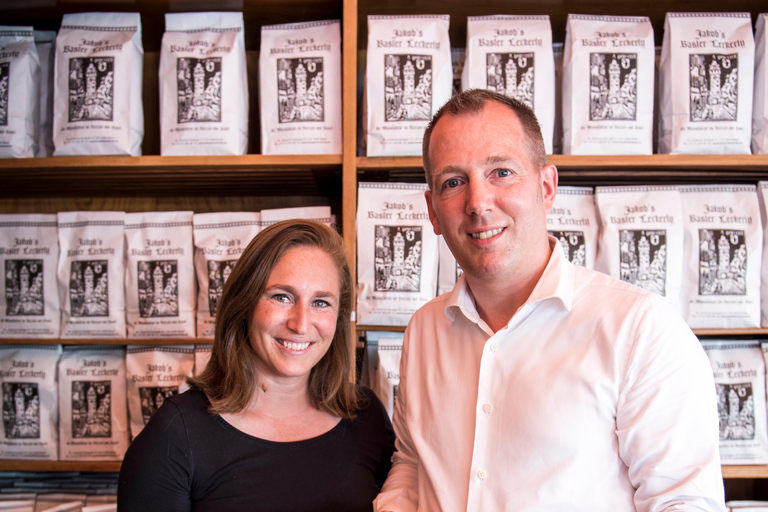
496,168 -> 512,177
444,178 -> 461,189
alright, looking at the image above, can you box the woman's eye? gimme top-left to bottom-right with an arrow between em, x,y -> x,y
313,299 -> 331,308
272,293 -> 291,303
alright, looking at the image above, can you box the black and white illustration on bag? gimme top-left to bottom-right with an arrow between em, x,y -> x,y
589,53 -> 637,121
68,57 -> 114,122
69,260 -> 109,317
5,260 -> 44,316
384,54 -> 432,122
177,57 -> 222,123
619,229 -> 666,295
139,386 -> 178,425
207,260 -> 236,316
717,382 -> 755,440
689,54 -> 739,122
278,57 -> 324,123
486,53 -> 534,109
0,62 -> 8,126
549,230 -> 587,267
137,260 -> 179,318
374,225 -> 422,292
698,229 -> 747,295
2,382 -> 40,439
71,380 -> 111,438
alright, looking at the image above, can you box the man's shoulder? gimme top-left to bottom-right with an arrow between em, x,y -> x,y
570,264 -> 672,315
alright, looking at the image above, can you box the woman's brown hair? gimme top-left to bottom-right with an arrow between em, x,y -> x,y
188,219 -> 359,418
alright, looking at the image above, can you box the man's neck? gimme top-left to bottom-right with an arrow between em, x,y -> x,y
466,244 -> 553,333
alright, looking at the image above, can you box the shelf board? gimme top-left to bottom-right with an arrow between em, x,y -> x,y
0,338 -> 204,346
722,465 -> 768,479
0,155 -> 343,196
356,326 -> 768,336
0,460 -> 120,472
357,155 -> 768,185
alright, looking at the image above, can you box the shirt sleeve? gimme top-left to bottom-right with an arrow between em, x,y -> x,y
373,327 -> 420,512
616,295 -> 727,512
117,398 -> 193,512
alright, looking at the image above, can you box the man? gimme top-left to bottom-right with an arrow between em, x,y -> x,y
373,89 -> 726,512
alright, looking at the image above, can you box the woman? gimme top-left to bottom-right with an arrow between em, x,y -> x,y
118,219 -> 395,511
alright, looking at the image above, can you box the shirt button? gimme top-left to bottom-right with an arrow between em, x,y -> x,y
477,470 -> 487,480
482,403 -> 493,414
489,343 -> 499,352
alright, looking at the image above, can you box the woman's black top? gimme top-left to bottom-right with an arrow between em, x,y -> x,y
117,386 -> 395,512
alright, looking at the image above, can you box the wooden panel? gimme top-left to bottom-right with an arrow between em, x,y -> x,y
723,466 -> 768,479
0,460 -> 121,472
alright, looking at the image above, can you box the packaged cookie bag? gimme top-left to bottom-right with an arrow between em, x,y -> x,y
259,20 -> 342,155
366,15 -> 452,156
0,344 -> 61,460
124,212 -> 196,339
0,214 -> 60,338
53,13 -> 143,156
462,15 -> 555,154
159,12 -> 247,155
547,186 -> 598,269
57,211 -> 126,338
659,12 -> 754,154
192,211 -> 260,338
562,15 -> 655,155
356,182 -> 438,326
0,26 -> 39,158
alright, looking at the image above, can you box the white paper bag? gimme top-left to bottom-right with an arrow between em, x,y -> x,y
680,185 -> 762,328
125,345 -> 193,439
259,20 -> 342,155
754,14 -> 768,154
366,15 -> 452,156
659,12 -> 754,154
548,186 -> 598,269
376,334 -> 404,420
562,14 -> 655,155
193,344 -> 212,376
0,344 -> 61,460
0,214 -> 60,338
34,30 -> 56,157
595,185 -> 684,311
758,182 -> 768,327
124,212 -> 195,339
159,12 -> 247,155
57,346 -> 129,461
701,340 -> 768,465
53,13 -> 143,156
463,15 -> 555,154
260,206 -> 332,227
192,212 -> 260,338
356,182 -> 438,326
57,212 -> 126,338
437,235 -> 462,296
0,26 -> 39,158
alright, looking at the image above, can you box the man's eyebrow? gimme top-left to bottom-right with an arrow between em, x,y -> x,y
485,155 -> 519,166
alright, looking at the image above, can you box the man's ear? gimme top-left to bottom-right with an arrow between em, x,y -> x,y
540,164 -> 559,213
425,189 -> 443,236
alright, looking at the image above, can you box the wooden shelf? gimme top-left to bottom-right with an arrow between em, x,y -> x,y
356,326 -> 768,337
0,155 -> 343,196
0,338 -> 205,346
0,460 -> 120,473
723,466 -> 768,479
357,155 -> 768,185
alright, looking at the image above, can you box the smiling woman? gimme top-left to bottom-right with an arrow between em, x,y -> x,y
118,219 -> 395,512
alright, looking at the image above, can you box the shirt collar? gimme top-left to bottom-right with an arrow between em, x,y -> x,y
443,236 -> 574,324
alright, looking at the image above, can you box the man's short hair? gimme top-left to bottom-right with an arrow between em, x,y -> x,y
422,89 -> 547,188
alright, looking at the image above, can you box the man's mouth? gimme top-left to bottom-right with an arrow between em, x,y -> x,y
470,228 -> 504,240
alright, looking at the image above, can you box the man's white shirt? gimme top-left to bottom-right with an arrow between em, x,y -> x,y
374,238 -> 726,512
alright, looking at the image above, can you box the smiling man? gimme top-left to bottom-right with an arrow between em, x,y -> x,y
373,89 -> 726,512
